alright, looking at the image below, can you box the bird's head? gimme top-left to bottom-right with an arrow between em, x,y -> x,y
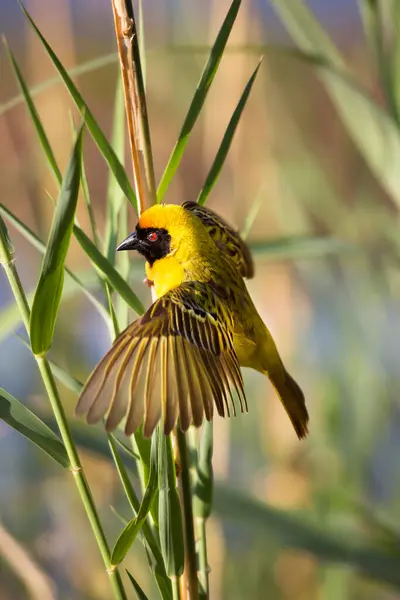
117,204 -> 204,267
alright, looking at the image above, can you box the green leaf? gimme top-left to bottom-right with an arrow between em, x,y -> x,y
193,421 -> 213,519
157,0 -> 242,201
4,39 -> 62,185
108,435 -> 172,599
270,0 -> 400,209
126,570 -> 149,600
73,224 -> 145,316
248,236 -> 354,260
0,213 -> 13,260
108,435 -> 141,515
104,78 -> 126,266
80,149 -> 100,248
0,204 -> 109,321
18,2 -> 137,212
0,52 -> 118,117
197,60 -> 261,205
0,271 -> 100,343
111,435 -> 140,461
214,484 -> 400,588
138,0 -> 146,88
111,434 -> 158,566
30,126 -> 84,355
358,0 -> 399,124
0,387 -> 69,467
15,334 -> 84,395
158,430 -> 184,577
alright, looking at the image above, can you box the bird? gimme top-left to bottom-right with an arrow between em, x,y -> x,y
76,201 -> 309,439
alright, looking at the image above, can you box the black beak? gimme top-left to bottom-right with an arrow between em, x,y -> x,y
116,231 -> 139,252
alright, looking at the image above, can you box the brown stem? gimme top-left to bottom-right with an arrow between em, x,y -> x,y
176,428 -> 199,600
110,0 -> 157,214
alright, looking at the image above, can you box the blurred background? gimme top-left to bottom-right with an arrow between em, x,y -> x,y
2,0 -> 400,599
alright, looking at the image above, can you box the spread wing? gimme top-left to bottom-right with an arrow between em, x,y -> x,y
76,282 -> 247,437
182,201 -> 254,278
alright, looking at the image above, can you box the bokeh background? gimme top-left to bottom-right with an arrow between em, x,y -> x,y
1,1 -> 400,599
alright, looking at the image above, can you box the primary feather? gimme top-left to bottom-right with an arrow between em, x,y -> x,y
76,203 -> 309,438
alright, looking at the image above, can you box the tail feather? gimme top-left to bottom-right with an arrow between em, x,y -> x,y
268,368 -> 309,439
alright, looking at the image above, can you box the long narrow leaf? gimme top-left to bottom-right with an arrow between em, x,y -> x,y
126,570 -> 149,600
197,60 -> 261,205
270,0 -> 400,208
0,272 -> 100,343
214,484 -> 400,588
111,434 -> 158,566
193,421 -> 213,519
73,224 -> 144,315
108,435 -> 172,600
0,388 -> 69,468
249,236 -> 353,260
4,39 -> 62,184
104,79 -> 126,266
0,204 -> 108,321
30,126 -> 84,355
157,0 -> 242,201
18,2 -> 137,212
15,334 -> 84,395
158,430 -> 184,577
0,52 -> 118,117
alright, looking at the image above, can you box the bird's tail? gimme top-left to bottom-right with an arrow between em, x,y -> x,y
267,367 -> 309,439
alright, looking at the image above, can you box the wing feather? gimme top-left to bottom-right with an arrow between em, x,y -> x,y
182,201 -> 254,278
76,282 -> 247,436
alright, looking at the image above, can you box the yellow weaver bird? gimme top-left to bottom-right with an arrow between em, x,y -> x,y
76,201 -> 309,439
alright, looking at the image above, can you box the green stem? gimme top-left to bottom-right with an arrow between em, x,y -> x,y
171,577 -> 181,600
195,518 -> 208,599
176,428 -> 199,600
108,436 -> 165,573
0,224 -> 127,600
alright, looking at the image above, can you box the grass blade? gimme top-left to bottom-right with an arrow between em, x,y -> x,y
248,236 -> 354,260
193,422 -> 213,520
30,126 -> 84,355
214,484 -> 400,588
104,78 -> 126,266
270,0 -> 400,208
3,38 -> 62,185
80,151 -> 101,248
16,334 -> 84,395
108,436 -> 172,600
0,204 -> 109,321
0,271 -> 100,344
158,430 -> 184,578
18,2 -> 137,212
157,0 -> 242,201
197,60 -> 261,205
0,387 -> 69,468
0,52 -> 118,117
73,224 -> 144,315
126,571 -> 149,600
111,434 -> 158,566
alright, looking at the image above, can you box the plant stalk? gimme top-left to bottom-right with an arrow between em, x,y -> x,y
171,576 -> 181,600
0,224 -> 127,600
110,0 -> 157,213
195,518 -> 208,599
176,428 -> 199,600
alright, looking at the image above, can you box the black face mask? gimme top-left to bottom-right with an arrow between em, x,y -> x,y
117,227 -> 171,266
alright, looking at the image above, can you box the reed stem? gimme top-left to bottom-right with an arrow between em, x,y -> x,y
176,428 -> 199,600
0,221 -> 127,600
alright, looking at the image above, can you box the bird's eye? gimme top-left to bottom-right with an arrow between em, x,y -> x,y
147,231 -> 158,242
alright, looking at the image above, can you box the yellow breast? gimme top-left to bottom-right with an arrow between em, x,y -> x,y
146,257 -> 186,298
